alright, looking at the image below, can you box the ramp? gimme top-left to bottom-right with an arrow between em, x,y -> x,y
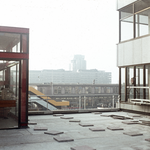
29,86 -> 70,107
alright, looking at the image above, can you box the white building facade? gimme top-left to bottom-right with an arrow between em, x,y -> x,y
117,0 -> 150,113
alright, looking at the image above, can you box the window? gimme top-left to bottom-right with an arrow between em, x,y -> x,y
119,1 -> 150,42
135,66 -> 144,99
135,9 -> 150,37
0,33 -> 20,53
121,68 -> 125,101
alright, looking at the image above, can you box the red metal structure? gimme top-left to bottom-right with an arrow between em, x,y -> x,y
0,26 -> 29,129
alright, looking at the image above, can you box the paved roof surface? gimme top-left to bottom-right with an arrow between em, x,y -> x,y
0,111 -> 150,150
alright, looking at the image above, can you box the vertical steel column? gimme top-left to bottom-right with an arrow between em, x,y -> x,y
134,66 -> 136,99
119,10 -> 121,42
84,96 -> 86,110
143,65 -> 146,99
112,95 -> 114,108
118,95 -> 120,109
133,4 -> 136,38
79,96 -> 81,109
125,67 -> 127,102
119,68 -> 121,100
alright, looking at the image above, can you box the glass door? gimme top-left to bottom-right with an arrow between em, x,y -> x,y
0,60 -> 19,129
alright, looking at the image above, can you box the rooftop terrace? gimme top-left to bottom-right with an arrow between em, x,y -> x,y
0,111 -> 150,150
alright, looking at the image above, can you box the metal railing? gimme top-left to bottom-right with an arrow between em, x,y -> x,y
28,95 -> 119,112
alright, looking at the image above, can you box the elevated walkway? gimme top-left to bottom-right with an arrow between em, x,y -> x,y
28,87 -> 70,109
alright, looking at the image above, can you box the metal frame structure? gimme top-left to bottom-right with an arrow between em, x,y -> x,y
0,26 -> 29,129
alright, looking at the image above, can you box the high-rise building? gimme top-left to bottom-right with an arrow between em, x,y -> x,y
117,0 -> 150,113
71,55 -> 86,72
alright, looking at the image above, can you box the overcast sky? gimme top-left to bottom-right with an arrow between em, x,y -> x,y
0,0 -> 119,83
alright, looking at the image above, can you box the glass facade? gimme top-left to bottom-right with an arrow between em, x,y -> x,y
0,26 -> 29,129
120,64 -> 150,102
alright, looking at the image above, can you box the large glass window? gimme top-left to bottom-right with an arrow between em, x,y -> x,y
127,66 -> 134,100
120,64 -> 150,102
0,33 -> 20,53
136,9 -> 150,37
145,65 -> 150,99
121,68 -> 125,101
119,1 -> 150,42
121,16 -> 134,41
135,66 -> 144,99
0,60 -> 19,129
120,5 -> 133,41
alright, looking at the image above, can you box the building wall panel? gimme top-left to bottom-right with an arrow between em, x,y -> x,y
142,36 -> 150,63
117,35 -> 150,67
133,38 -> 142,65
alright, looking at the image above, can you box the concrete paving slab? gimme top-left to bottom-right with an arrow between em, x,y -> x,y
139,119 -> 150,126
79,123 -> 94,127
69,120 -> 81,122
112,116 -> 133,120
107,126 -> 124,130
145,138 -> 150,142
92,112 -> 102,114
70,145 -> 96,150
28,122 -> 37,125
53,136 -> 74,142
123,132 -> 143,136
89,127 -> 105,131
131,115 -> 141,117
44,131 -> 64,135
100,114 -> 110,117
60,116 -> 74,119
34,126 -> 48,131
122,121 -> 140,124
53,114 -> 64,116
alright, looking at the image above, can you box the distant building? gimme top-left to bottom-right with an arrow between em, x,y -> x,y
71,55 -> 86,72
29,69 -> 111,84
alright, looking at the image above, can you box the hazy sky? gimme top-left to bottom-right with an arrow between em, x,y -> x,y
0,0 -> 119,83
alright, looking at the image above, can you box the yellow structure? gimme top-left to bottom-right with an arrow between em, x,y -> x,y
29,86 -> 69,106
